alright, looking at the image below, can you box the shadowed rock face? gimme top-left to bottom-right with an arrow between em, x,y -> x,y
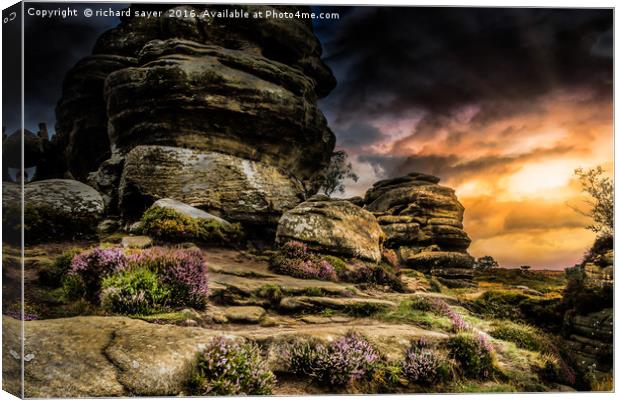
55,4 -> 336,220
364,172 -> 474,285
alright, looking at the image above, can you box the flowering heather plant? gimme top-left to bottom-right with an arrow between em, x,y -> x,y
401,340 -> 446,384
271,241 -> 338,281
188,336 -> 275,395
286,332 -> 382,388
128,247 -> 209,309
321,331 -> 382,386
281,240 -> 309,259
429,298 -> 471,332
447,332 -> 496,379
287,340 -> 328,378
68,247 -> 128,301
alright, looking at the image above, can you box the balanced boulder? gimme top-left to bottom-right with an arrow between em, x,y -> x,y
276,196 -> 385,262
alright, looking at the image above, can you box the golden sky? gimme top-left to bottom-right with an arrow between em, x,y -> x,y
339,89 -> 613,270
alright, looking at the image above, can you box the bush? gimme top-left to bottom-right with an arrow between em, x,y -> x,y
100,268 -> 172,315
401,339 -> 450,384
67,247 -> 128,302
429,298 -> 471,332
322,255 -> 348,274
188,337 -> 275,395
61,273 -> 86,301
288,339 -> 328,378
140,206 -> 243,244
490,321 -> 549,352
270,241 -> 338,281
287,331 -> 381,387
448,332 -> 496,379
473,290 -> 528,320
39,249 -> 81,287
128,247 -> 209,309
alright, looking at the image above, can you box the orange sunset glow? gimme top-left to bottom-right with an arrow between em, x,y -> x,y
335,89 -> 612,270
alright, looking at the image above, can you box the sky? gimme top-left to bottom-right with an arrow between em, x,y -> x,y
314,7 -> 613,269
11,5 -> 613,269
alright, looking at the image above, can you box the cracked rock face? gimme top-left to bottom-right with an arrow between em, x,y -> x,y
275,195 -> 385,262
364,172 -> 474,283
54,4 -> 336,219
119,145 -> 304,224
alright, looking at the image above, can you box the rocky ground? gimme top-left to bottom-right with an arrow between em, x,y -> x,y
2,239 -> 595,397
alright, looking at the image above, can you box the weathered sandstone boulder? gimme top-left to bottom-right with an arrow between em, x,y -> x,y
119,145 -> 304,225
25,179 -> 104,218
54,4 -> 336,217
364,172 -> 474,284
276,195 -> 385,262
20,179 -> 104,241
105,39 -> 334,180
56,55 -> 136,180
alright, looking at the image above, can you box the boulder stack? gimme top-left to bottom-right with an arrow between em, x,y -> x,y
55,5 -> 336,225
364,172 -> 474,286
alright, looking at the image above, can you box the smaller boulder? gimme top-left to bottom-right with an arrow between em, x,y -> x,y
121,236 -> 153,249
22,179 -> 105,242
276,198 -> 385,262
151,198 -> 230,226
224,306 -> 266,324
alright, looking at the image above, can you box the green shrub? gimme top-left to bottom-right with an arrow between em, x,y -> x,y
61,274 -> 86,301
287,339 -> 327,378
321,255 -> 348,274
490,321 -> 549,352
188,337 -> 275,395
100,268 -> 173,315
39,249 -> 81,287
448,332 -> 496,379
473,290 -> 528,319
401,339 -> 451,384
140,206 -> 243,244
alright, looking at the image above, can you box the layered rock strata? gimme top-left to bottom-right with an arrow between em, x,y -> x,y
364,172 -> 474,285
54,5 -> 336,223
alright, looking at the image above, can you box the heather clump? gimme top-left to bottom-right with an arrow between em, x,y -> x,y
287,331 -> 382,388
188,337 -> 275,395
128,247 -> 209,309
270,241 -> 337,281
66,247 -> 128,302
401,339 -> 450,384
61,246 -> 208,314
448,332 -> 497,379
429,298 -> 471,332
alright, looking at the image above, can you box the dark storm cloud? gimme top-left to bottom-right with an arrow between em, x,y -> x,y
19,3 -> 125,134
360,144 -> 576,183
334,122 -> 384,150
318,7 -> 613,124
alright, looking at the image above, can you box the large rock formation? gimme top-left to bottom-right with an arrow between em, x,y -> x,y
276,195 -> 385,262
55,4 -> 336,224
119,145 -> 304,224
364,172 -> 474,285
